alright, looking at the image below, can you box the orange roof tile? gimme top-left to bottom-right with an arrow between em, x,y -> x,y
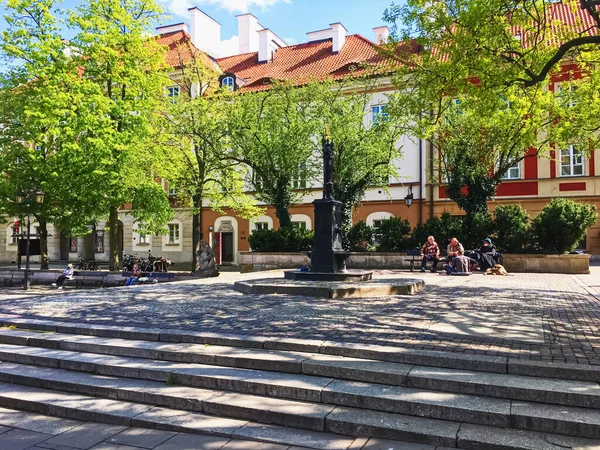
156,30 -> 217,71
216,34 -> 397,91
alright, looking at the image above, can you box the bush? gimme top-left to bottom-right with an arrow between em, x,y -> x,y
494,204 -> 530,253
347,220 -> 373,252
377,217 -> 412,252
531,198 -> 598,254
411,212 -> 463,250
248,227 -> 313,252
461,211 -> 494,250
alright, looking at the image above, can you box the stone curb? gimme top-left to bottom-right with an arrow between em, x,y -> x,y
2,315 -> 600,382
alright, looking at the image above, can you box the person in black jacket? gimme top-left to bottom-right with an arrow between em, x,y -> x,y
477,238 -> 498,272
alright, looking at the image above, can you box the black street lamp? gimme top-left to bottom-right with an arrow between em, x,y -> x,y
404,186 -> 414,208
16,191 -> 45,290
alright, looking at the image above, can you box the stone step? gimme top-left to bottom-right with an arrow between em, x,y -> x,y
2,327 -> 600,411
0,375 -> 599,450
3,316 -> 600,383
0,345 -> 510,428
1,349 -> 600,440
0,380 -> 356,449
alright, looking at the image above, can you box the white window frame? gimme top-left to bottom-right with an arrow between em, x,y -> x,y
560,146 -> 585,177
291,163 -> 307,189
168,223 -> 180,244
556,83 -> 577,108
10,225 -> 18,244
168,185 -> 177,197
167,85 -> 180,101
222,76 -> 235,91
292,221 -> 307,231
500,161 -> 521,180
255,222 -> 269,231
371,104 -> 389,124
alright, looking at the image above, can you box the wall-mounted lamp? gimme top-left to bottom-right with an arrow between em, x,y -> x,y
404,186 -> 414,208
209,225 -> 214,232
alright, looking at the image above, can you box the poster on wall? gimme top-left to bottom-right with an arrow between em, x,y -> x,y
70,238 -> 78,253
95,231 -> 104,253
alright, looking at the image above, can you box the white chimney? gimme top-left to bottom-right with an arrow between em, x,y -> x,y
237,13 -> 263,54
373,26 -> 390,44
307,23 -> 347,53
188,7 -> 222,57
156,23 -> 190,35
257,29 -> 286,63
330,23 -> 347,53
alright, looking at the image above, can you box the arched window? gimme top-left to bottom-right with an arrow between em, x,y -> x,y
221,76 -> 235,91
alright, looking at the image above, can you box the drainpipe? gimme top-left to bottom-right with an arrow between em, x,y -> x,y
419,137 -> 423,224
429,140 -> 434,220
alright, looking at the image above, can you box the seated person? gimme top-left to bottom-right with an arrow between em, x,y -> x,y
420,235 -> 440,272
444,254 -> 474,276
52,263 -> 74,290
126,264 -> 141,286
477,238 -> 498,272
446,237 -> 465,263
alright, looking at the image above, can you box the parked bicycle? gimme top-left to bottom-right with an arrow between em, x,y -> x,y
122,250 -> 172,273
77,256 -> 98,271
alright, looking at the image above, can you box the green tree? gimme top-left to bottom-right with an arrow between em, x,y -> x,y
314,77 -> 406,245
0,0 -> 108,268
68,0 -> 174,270
494,204 -> 531,253
377,216 -> 412,252
228,82 -> 321,228
155,44 -> 262,273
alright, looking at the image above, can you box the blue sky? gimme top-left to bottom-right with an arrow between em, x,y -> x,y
0,0 -> 401,49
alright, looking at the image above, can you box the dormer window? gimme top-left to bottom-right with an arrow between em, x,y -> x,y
221,76 -> 235,91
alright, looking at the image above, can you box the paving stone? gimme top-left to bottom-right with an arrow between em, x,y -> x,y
232,422 -> 356,450
221,440 -> 290,449
0,406 -> 82,435
511,401 -> 600,439
203,391 -> 335,431
42,423 -> 128,449
33,443 -> 81,450
325,407 -> 459,447
322,379 -> 510,427
130,406 -> 248,437
105,428 -> 177,449
88,444 -> 142,450
153,433 -> 230,450
0,424 -> 11,434
0,428 -> 52,450
303,355 -> 413,386
362,438 -> 435,449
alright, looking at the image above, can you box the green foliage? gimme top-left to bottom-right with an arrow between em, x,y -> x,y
531,198 -> 598,254
377,217 -> 412,252
347,220 -> 374,252
411,213 -> 463,251
130,184 -> 173,236
313,78 -> 406,237
248,227 -> 313,252
461,211 -> 494,251
494,205 -> 531,253
228,82 -> 322,228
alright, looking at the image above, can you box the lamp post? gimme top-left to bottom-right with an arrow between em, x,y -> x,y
16,191 -> 45,290
404,186 -> 414,208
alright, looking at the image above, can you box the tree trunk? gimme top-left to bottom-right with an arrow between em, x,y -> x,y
191,194 -> 203,274
38,218 -> 49,270
273,184 -> 292,228
108,206 -> 120,271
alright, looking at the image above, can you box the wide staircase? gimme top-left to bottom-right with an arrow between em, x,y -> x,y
0,316 -> 598,449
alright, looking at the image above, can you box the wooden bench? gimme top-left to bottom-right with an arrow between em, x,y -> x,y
63,271 -> 108,288
3,272 -> 25,287
407,249 -> 448,272
121,272 -> 175,285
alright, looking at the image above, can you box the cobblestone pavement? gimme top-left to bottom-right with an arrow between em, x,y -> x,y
0,267 -> 599,365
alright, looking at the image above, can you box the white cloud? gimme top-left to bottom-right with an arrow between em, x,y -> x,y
202,0 -> 291,13
161,0 -> 291,16
283,37 -> 297,45
220,35 -> 240,57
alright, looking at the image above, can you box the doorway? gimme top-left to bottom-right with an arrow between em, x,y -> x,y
60,232 -> 70,261
221,232 -> 234,263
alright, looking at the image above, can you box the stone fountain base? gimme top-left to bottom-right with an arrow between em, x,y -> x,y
234,277 -> 424,299
283,270 -> 373,282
